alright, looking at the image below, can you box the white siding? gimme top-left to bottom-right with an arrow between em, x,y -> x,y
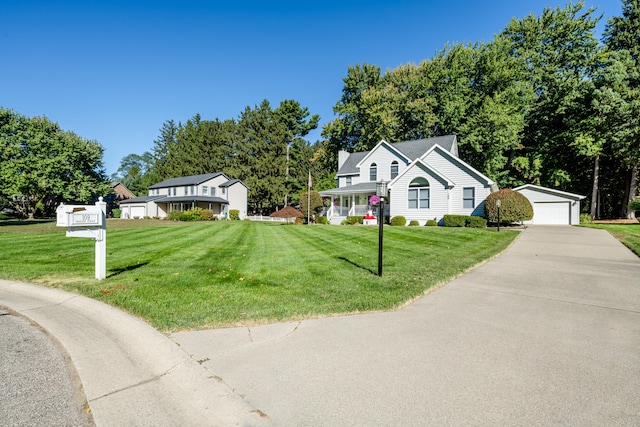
226,183 -> 248,219
422,148 -> 491,217
517,187 -> 582,225
199,175 -> 229,195
338,174 -> 360,188
358,144 -> 410,183
517,187 -> 571,203
389,163 -> 450,225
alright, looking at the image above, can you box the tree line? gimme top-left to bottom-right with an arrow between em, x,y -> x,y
117,0 -> 637,218
117,99 -> 327,214
2,1 -> 638,219
320,0 -> 639,219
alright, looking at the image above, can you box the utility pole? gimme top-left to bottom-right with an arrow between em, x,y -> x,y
284,141 -> 290,206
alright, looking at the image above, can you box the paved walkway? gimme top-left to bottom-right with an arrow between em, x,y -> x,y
1,225 -> 639,426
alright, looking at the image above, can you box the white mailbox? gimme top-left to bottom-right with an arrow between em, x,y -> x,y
56,205 -> 104,227
55,197 -> 107,280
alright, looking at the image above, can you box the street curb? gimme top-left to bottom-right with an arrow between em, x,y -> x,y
0,280 -> 272,427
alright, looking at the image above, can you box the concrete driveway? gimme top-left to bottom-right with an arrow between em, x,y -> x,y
171,226 -> 640,425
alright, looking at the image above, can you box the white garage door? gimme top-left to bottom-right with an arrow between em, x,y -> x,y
130,206 -> 146,218
533,202 -> 570,225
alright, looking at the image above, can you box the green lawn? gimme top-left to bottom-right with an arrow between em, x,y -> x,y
583,223 -> 640,256
0,220 -> 518,332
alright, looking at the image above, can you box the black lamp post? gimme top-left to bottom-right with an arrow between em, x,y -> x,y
376,180 -> 388,277
496,199 -> 501,232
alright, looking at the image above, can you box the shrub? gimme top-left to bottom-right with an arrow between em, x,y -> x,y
390,216 -> 406,226
580,213 -> 593,224
111,208 -> 121,218
200,209 -> 214,221
294,217 -> 304,225
443,214 -> 467,227
317,216 -> 328,225
346,216 -> 364,225
229,209 -> 240,220
466,216 -> 487,228
408,220 -> 420,226
180,207 -> 202,221
168,210 -> 182,221
629,198 -> 640,213
426,219 -> 438,226
484,189 -> 533,224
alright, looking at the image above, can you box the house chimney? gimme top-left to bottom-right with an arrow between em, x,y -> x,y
338,150 -> 349,170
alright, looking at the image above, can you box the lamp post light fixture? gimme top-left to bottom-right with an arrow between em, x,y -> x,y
496,199 -> 501,232
376,180 -> 388,277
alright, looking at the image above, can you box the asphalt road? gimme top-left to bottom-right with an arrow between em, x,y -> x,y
0,307 -> 93,427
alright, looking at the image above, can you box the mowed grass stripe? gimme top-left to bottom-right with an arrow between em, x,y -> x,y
0,220 -> 519,331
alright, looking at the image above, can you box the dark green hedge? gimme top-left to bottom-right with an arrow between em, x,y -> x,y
443,214 -> 487,228
390,216 -> 407,226
443,214 -> 467,227
484,189 -> 533,224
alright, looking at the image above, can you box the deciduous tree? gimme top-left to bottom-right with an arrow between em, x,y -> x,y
0,108 -> 108,218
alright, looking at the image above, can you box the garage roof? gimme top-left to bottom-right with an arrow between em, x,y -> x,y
514,184 -> 585,201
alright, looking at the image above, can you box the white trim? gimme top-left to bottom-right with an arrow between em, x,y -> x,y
388,157 -> 455,188
421,145 -> 495,187
513,184 -> 585,201
355,139 -> 411,169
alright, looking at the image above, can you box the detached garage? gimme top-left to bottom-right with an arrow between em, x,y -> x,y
514,184 -> 585,225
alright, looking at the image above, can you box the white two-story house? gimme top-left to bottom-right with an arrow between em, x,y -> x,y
119,172 -> 248,219
320,135 -> 498,225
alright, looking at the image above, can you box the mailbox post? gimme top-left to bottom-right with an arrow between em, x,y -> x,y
56,197 -> 107,280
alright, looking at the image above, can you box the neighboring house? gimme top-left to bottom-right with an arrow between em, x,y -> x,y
109,181 -> 136,200
119,173 -> 248,219
104,182 -> 136,216
514,184 -> 585,225
320,135 -> 498,225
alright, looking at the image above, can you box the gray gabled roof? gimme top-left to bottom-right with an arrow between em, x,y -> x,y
219,179 -> 247,189
337,135 -> 457,176
148,173 -> 227,189
394,135 -> 457,159
320,182 -> 378,196
154,196 -> 229,204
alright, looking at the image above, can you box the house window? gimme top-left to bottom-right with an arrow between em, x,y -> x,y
190,185 -> 195,195
391,161 -> 398,179
408,177 -> 430,209
173,187 -> 177,196
184,186 -> 188,195
222,187 -> 226,195
211,187 -> 216,197
370,163 -> 377,182
463,187 -> 475,209
203,186 -> 208,195
346,176 -> 352,186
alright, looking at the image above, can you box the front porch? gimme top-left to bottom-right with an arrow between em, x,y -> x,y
321,183 -> 389,225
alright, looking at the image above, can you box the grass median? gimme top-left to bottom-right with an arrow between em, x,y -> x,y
0,219 -> 518,332
583,223 -> 640,256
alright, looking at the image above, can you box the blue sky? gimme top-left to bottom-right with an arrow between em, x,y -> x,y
1,0 -> 623,176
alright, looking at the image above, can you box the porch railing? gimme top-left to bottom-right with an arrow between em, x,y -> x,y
350,204 -> 372,217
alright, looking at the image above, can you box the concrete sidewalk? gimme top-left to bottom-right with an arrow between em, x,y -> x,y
1,226 -> 639,425
0,281 -> 270,426
172,226 -> 640,425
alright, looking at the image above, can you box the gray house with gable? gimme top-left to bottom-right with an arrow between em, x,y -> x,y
119,173 -> 247,219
